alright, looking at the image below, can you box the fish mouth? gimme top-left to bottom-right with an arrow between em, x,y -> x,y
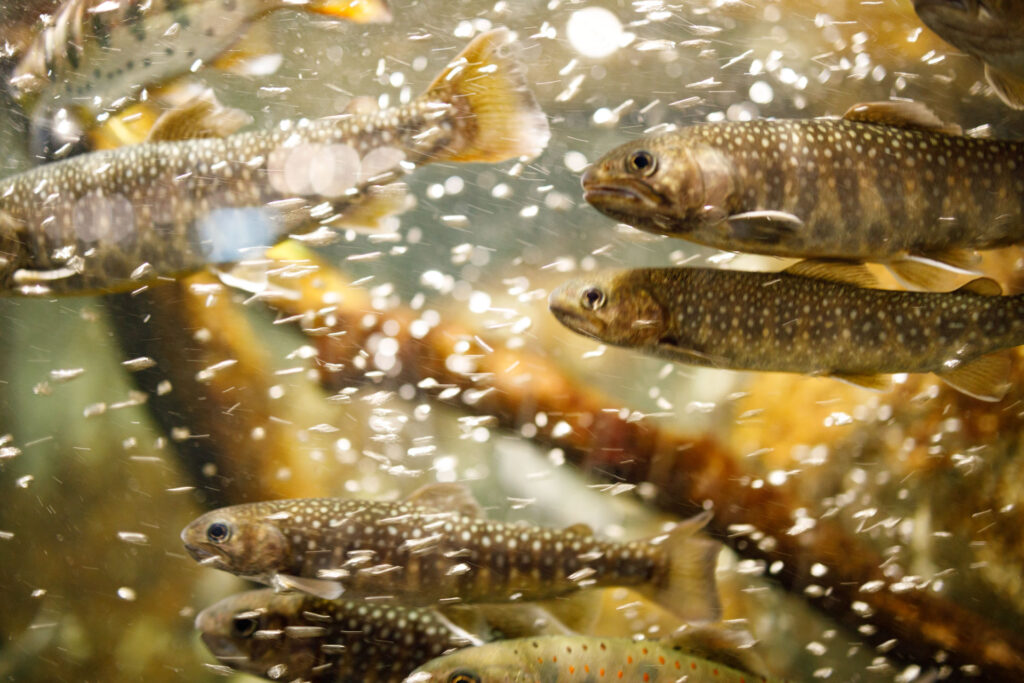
582,179 -> 665,212
548,298 -> 605,340
184,542 -> 228,568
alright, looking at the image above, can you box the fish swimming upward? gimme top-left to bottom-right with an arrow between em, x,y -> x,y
914,0 -> 1024,109
583,101 -> 1024,289
548,263 -> 1024,401
180,483 -> 721,623
9,0 -> 391,154
405,634 -> 783,683
0,28 -> 550,295
196,589 -> 574,682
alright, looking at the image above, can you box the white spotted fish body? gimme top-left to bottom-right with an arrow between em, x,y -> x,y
179,484 -> 720,622
548,266 -> 1024,401
405,635 -> 784,683
582,101 -> 1024,288
9,0 -> 391,116
0,28 -> 550,295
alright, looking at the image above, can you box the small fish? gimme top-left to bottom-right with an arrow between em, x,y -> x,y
195,589 -> 574,682
10,0 -> 391,155
914,0 -> 1024,109
582,101 -> 1024,289
0,28 -> 550,295
404,633 -> 783,683
180,483 -> 720,623
548,264 -> 1023,401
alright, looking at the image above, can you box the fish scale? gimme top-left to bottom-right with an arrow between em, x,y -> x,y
548,266 -> 1024,401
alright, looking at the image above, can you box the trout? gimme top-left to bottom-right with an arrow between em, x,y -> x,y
548,263 -> 1023,401
180,483 -> 720,623
0,28 -> 549,295
9,0 -> 391,155
914,0 -> 1024,110
196,589 -> 574,682
582,101 -> 1024,289
405,633 -> 783,683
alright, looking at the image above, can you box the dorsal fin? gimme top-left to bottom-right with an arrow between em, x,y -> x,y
957,277 -> 1003,297
564,522 -> 594,536
842,101 -> 962,136
146,90 -> 252,142
406,482 -> 483,518
784,259 -> 878,288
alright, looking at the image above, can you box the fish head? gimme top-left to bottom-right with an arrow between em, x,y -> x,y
404,641 -> 525,682
196,590 -> 317,678
548,271 -> 665,349
180,504 -> 291,576
582,136 -> 738,238
913,0 -> 1024,59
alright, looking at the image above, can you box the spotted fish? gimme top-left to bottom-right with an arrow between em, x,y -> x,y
0,28 -> 550,295
195,589 -> 575,682
404,633 -> 783,683
914,0 -> 1024,109
8,0 -> 391,155
548,264 -> 1023,401
180,483 -> 720,623
582,101 -> 1024,290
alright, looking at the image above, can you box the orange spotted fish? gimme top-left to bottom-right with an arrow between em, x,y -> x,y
8,0 -> 391,155
180,483 -> 720,623
0,28 -> 549,295
548,264 -> 1023,401
404,634 -> 785,683
583,101 -> 1024,290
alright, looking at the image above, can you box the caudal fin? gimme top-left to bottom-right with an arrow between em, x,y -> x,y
425,28 -> 550,163
641,510 -> 722,623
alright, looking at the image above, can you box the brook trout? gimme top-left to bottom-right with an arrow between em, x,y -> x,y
405,633 -> 783,683
196,589 -> 574,682
914,0 -> 1024,109
0,28 -> 549,295
180,483 -> 720,623
583,101 -> 1024,289
548,263 -> 1023,401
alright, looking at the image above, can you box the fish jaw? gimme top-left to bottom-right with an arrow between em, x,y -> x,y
581,169 -> 683,234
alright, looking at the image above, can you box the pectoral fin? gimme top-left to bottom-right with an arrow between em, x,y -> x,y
842,101 -> 962,135
725,210 -> 803,244
272,574 -> 345,600
936,352 -> 1012,402
146,89 -> 252,142
957,277 -> 1003,297
830,372 -> 891,391
564,523 -> 594,536
985,64 -> 1024,110
407,482 -> 484,518
327,183 -> 411,231
785,259 -> 878,288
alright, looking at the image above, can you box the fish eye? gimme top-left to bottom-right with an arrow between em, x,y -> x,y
447,672 -> 481,683
206,521 -> 231,544
626,149 -> 657,176
230,616 -> 259,638
580,286 -> 607,311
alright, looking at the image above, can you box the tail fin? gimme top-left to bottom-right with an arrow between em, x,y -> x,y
641,510 -> 722,623
424,28 -> 550,163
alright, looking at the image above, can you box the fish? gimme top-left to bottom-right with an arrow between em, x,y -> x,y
0,28 -> 550,295
195,589 -> 576,682
582,100 -> 1024,290
913,0 -> 1024,109
404,632 -> 782,683
547,263 -> 1023,401
8,0 -> 392,156
179,482 -> 721,623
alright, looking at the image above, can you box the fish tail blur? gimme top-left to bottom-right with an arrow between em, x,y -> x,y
306,0 -> 392,22
424,28 -> 550,163
641,511 -> 722,623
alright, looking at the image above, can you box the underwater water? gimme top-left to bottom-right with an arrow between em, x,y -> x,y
1,0 -> 1023,680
